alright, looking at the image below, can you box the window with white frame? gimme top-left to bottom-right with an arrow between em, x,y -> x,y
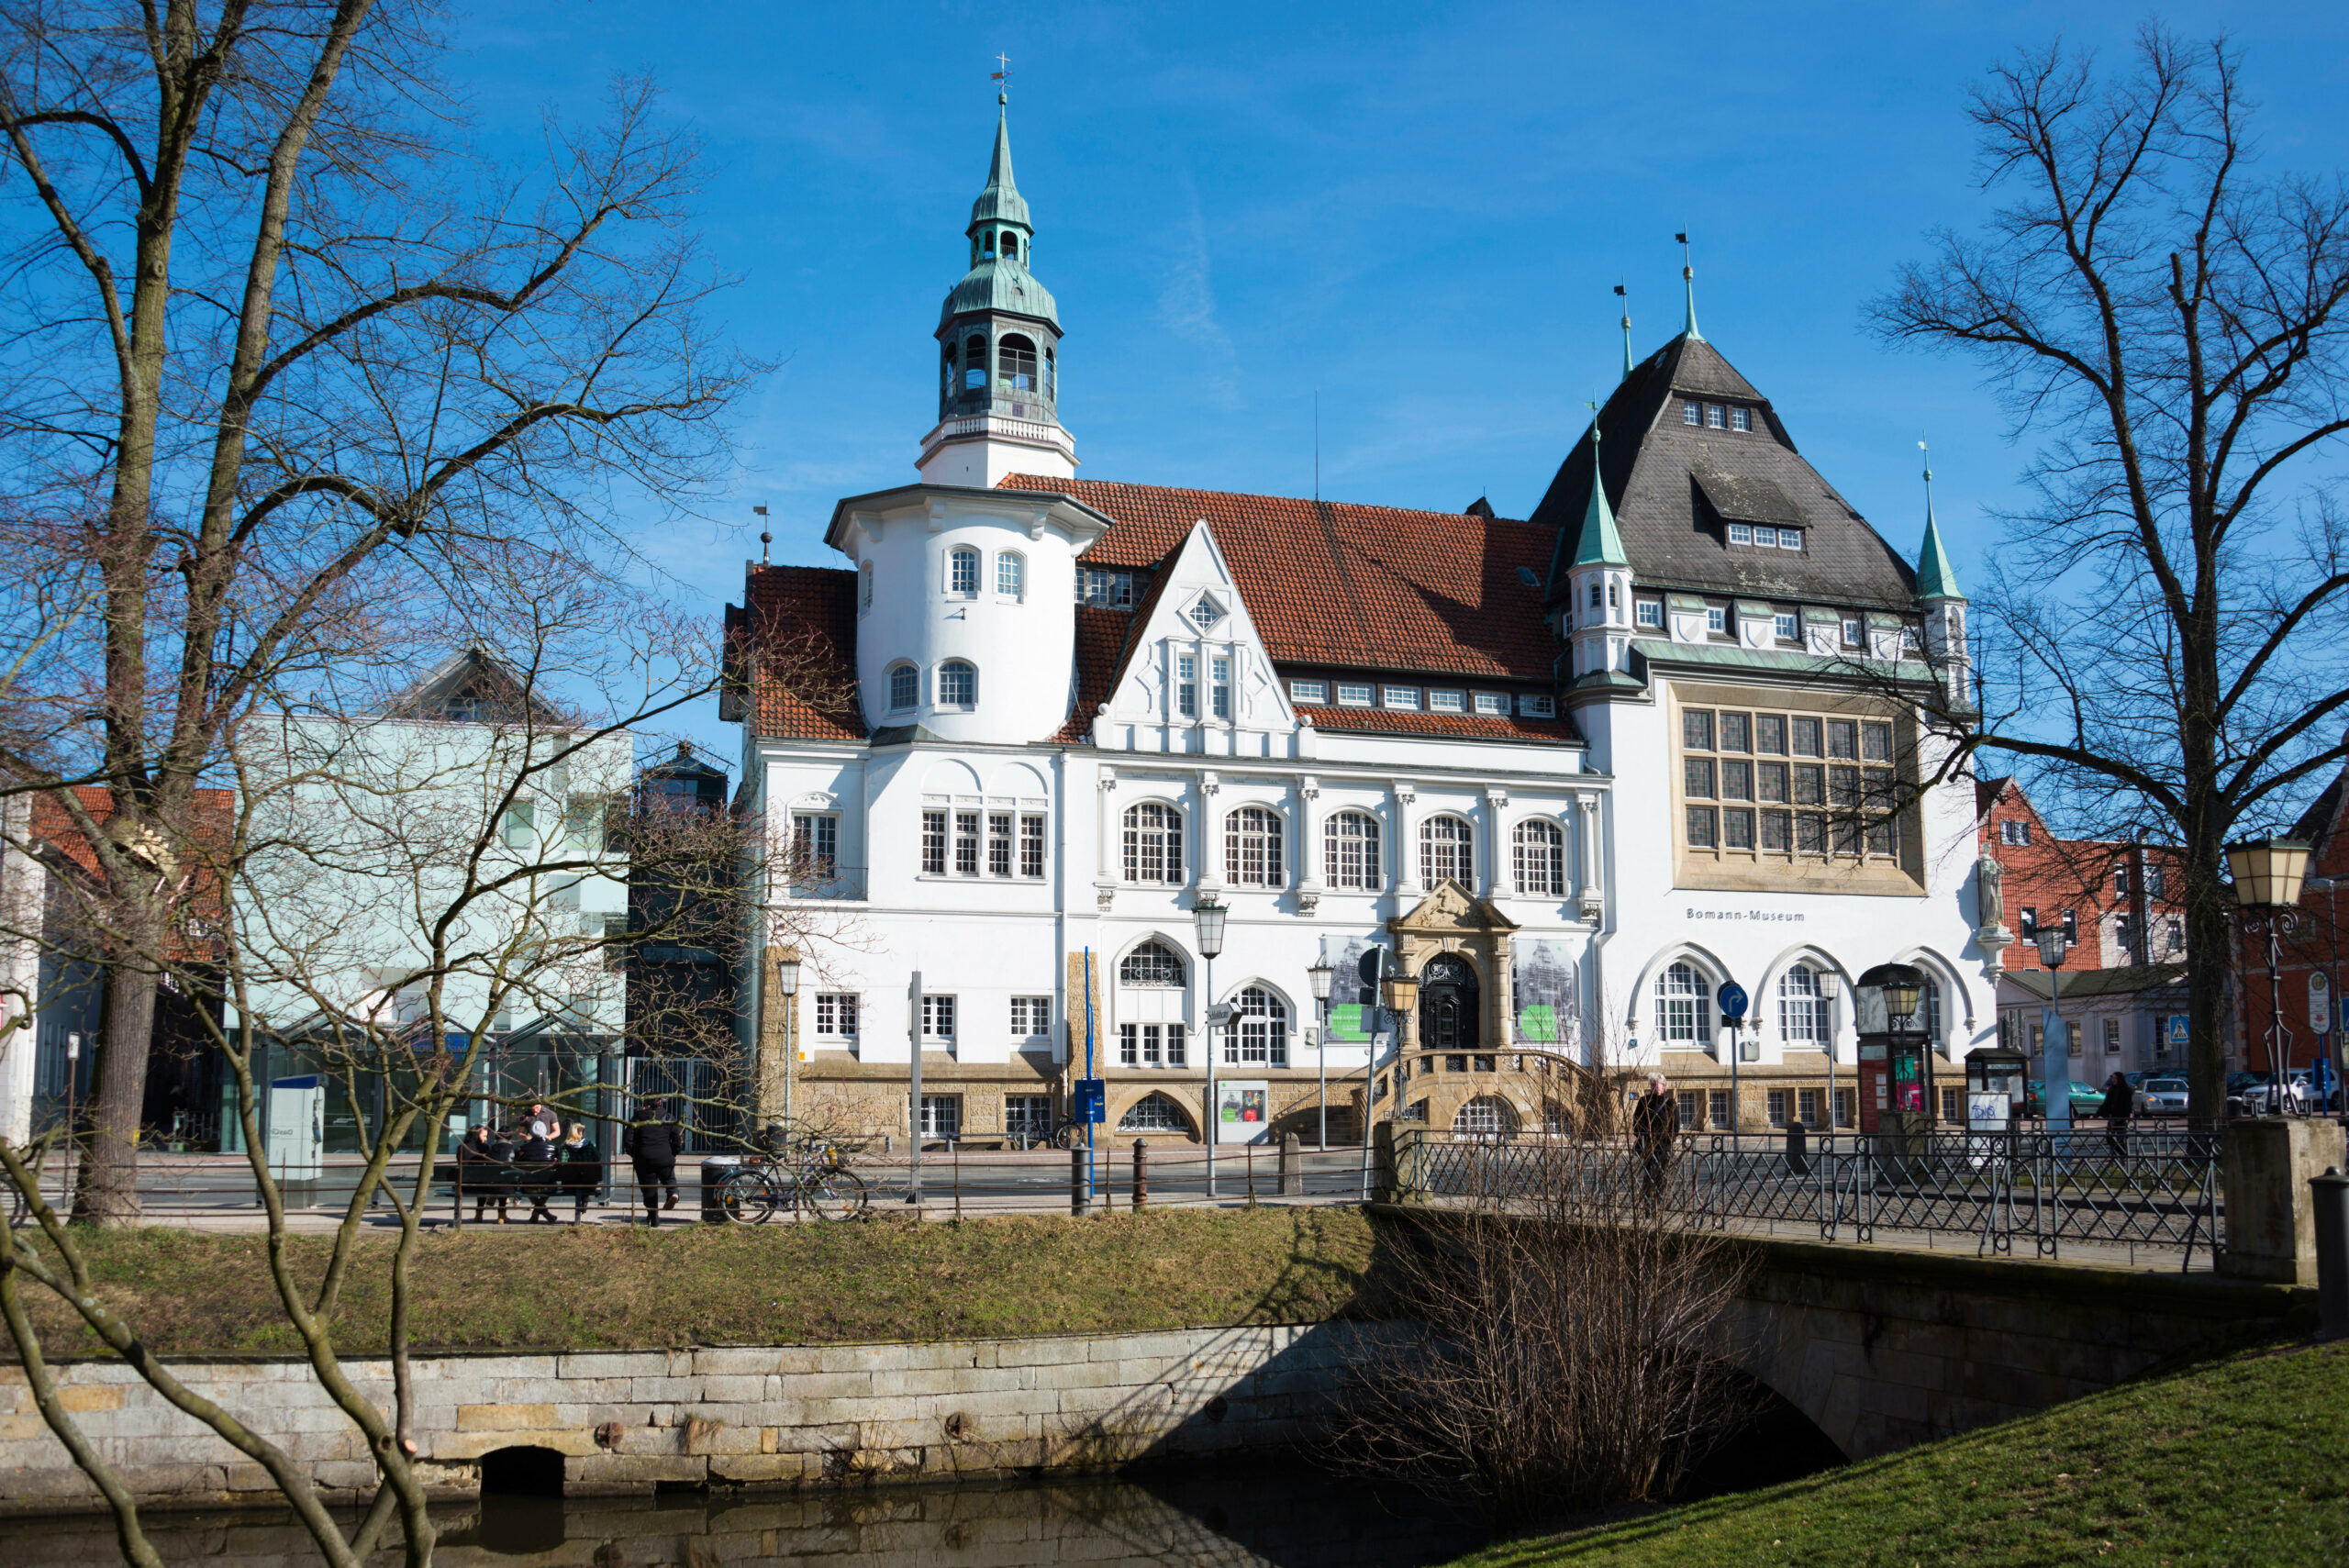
918,1094 -> 961,1139
1842,617 -> 1864,646
888,663 -> 918,712
1119,1021 -> 1187,1068
1683,401 -> 1701,425
1656,962 -> 1707,1042
937,660 -> 976,708
921,809 -> 947,875
1119,1090 -> 1189,1129
1325,810 -> 1381,889
1227,986 -> 1288,1066
1384,686 -> 1421,710
1176,654 -> 1197,718
1729,523 -> 1753,545
986,812 -> 1014,876
1767,1089 -> 1788,1128
1122,803 -> 1185,884
1019,814 -> 1046,878
1635,599 -> 1664,628
952,810 -> 980,876
1077,570 -> 1135,608
814,993 -> 859,1039
1706,405 -> 1727,428
1420,815 -> 1475,887
1011,995 -> 1052,1040
1005,1095 -> 1053,1142
858,562 -> 874,612
1225,806 -> 1284,886
996,551 -> 1025,597
1519,693 -> 1554,717
1513,818 -> 1565,897
1212,656 -> 1231,719
791,813 -> 838,878
1187,595 -> 1226,631
1706,605 -> 1728,635
1731,407 -> 1753,431
1475,690 -> 1510,713
1680,702 -> 1907,866
920,994 -> 956,1042
1120,940 -> 1186,987
1290,679 -> 1327,705
949,547 -> 979,597
1430,689 -> 1464,713
1336,682 -> 1374,706
1777,964 -> 1826,1044
2000,818 -> 2032,846
1774,612 -> 1798,641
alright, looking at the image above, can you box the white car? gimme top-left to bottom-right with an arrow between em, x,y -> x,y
2138,1077 -> 2189,1117
2234,1080 -> 2305,1116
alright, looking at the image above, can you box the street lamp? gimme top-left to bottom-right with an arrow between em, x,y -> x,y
2229,836 -> 2311,1115
1195,899 -> 1227,1197
774,951 -> 801,1137
2032,920 -> 2072,1129
1307,958 -> 1335,1151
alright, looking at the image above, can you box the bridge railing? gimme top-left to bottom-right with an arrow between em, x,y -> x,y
1400,1126 -> 2223,1270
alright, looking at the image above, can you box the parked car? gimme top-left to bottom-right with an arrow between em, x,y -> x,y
2288,1069 -> 2343,1113
2138,1077 -> 2189,1117
2024,1080 -> 2116,1117
2232,1078 -> 2305,1116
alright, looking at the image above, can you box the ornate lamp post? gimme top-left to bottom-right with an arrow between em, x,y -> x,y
1307,957 -> 1335,1151
774,951 -> 801,1135
2228,836 -> 2312,1114
1195,897 -> 1227,1197
2033,922 -> 2072,1129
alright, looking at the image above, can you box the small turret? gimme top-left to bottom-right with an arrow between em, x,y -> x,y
1565,414 -> 1635,686
1915,439 -> 1971,711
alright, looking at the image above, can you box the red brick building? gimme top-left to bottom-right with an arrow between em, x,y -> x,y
2232,762 -> 2349,1085
1976,778 -> 2188,972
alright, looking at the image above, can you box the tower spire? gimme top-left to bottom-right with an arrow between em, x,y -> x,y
1614,281 -> 1632,383
1573,402 -> 1628,568
1675,229 -> 1702,342
1914,436 -> 1964,599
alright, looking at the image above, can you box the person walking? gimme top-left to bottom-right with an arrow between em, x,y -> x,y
1632,1072 -> 1680,1194
518,1125 -> 560,1223
2099,1071 -> 2134,1162
560,1121 -> 604,1223
622,1101 -> 684,1225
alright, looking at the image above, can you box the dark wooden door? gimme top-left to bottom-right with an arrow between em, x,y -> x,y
1418,954 -> 1480,1051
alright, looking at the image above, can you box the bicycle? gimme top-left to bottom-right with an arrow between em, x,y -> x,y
1007,1118 -> 1086,1151
716,1140 -> 869,1223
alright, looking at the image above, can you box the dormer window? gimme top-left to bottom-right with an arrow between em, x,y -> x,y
1774,611 -> 1798,641
1731,408 -> 1753,432
1706,405 -> 1727,428
1842,617 -> 1865,647
1683,402 -> 1701,426
1636,599 -> 1663,628
1706,606 -> 1728,636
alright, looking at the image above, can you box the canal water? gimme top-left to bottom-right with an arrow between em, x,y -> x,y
9,1467 -> 1491,1566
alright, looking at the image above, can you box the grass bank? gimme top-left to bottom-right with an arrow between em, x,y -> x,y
7,1207 -> 1381,1358
1455,1338 -> 2349,1567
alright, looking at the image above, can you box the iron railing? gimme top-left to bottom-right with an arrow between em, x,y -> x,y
1403,1127 -> 2224,1271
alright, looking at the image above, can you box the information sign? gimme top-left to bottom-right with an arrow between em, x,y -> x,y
1073,1077 -> 1107,1124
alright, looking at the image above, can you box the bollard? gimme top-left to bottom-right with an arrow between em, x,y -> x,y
1132,1139 -> 1149,1211
1280,1130 -> 1303,1196
1245,1140 -> 1258,1207
2316,1166 -> 2349,1339
1070,1145 -> 1091,1217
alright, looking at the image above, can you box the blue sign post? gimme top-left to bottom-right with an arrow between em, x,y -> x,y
1073,1078 -> 1107,1124
1716,983 -> 1749,1022
1716,983 -> 1750,1135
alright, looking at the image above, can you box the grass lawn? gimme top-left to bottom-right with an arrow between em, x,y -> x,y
1455,1338 -> 2349,1568
6,1207 -> 1381,1359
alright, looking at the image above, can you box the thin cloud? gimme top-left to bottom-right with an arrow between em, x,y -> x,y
1156,176 -> 1240,410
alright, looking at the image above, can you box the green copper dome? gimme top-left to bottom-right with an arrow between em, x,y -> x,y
968,109 -> 1030,230
939,105 -> 1061,331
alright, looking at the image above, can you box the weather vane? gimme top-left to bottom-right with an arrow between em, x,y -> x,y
992,53 -> 1010,102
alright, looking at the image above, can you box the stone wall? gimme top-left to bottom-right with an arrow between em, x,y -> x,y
0,1321 -> 1386,1517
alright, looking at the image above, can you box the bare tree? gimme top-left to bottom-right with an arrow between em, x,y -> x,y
1870,28 -> 2349,1122
0,0 -> 758,1221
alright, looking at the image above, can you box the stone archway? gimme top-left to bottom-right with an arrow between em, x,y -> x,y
1387,880 -> 1519,1052
1418,952 -> 1481,1051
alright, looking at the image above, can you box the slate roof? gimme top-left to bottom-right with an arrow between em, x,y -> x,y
2003,963 -> 2188,1002
731,565 -> 866,742
997,475 -> 1562,683
1531,335 -> 1918,612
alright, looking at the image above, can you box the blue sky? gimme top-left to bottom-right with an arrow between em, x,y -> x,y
451,1 -> 2349,762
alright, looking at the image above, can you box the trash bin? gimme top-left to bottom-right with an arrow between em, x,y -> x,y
699,1156 -> 741,1224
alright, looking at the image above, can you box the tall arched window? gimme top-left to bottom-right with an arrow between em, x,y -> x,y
963,335 -> 988,390
886,662 -> 918,712
1227,986 -> 1288,1066
1513,818 -> 1564,896
996,550 -> 1024,598
858,561 -> 874,613
1655,962 -> 1707,1042
1420,815 -> 1475,887
1778,963 -> 1826,1045
1122,803 -> 1185,884
999,231 -> 1019,262
1922,974 -> 1943,1044
941,343 -> 956,398
1119,940 -> 1186,986
980,229 -> 996,258
936,660 -> 976,708
949,547 -> 979,597
1225,806 -> 1284,886
1044,347 -> 1056,400
1325,810 -> 1381,889
1000,334 -> 1038,393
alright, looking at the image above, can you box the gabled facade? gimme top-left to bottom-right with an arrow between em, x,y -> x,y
729,107 -> 1998,1144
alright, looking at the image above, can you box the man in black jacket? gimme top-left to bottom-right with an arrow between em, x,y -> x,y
2099,1072 -> 2134,1161
517,1128 -> 560,1223
622,1103 -> 683,1225
1631,1073 -> 1680,1194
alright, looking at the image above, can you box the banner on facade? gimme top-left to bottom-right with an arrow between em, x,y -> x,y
1512,940 -> 1578,1047
1319,934 -> 1380,1041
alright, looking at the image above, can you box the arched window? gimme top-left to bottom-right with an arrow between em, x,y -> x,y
963,335 -> 988,390
980,229 -> 996,258
858,561 -> 874,613
1513,818 -> 1564,897
1588,582 -> 1603,611
949,547 -> 979,597
1119,940 -> 1186,986
1119,1092 -> 1188,1132
996,550 -> 1024,598
886,662 -> 918,712
1325,810 -> 1381,890
1225,806 -> 1284,887
941,343 -> 956,397
936,660 -> 976,709
1778,963 -> 1826,1044
1453,1095 -> 1519,1140
1122,803 -> 1185,884
1655,962 -> 1708,1042
999,334 -> 1038,393
1922,974 -> 1944,1044
1045,347 -> 1056,399
999,231 -> 1019,262
1227,986 -> 1288,1066
1419,815 -> 1475,888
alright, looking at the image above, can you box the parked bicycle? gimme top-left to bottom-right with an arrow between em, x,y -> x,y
1007,1118 -> 1087,1151
716,1139 -> 869,1223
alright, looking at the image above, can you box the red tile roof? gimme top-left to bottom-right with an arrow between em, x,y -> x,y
738,565 -> 865,741
1053,605 -> 1143,742
1294,705 -> 1580,744
29,786 -> 234,960
1000,475 -> 1561,681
